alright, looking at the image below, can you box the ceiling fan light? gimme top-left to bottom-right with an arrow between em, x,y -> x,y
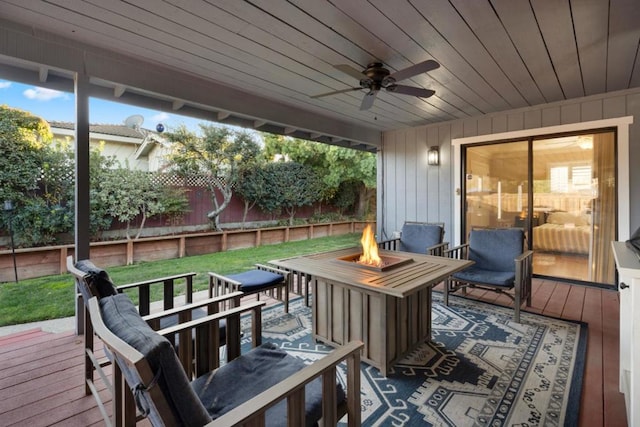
577,135 -> 593,150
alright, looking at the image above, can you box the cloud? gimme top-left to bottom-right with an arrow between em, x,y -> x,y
23,87 -> 67,101
152,112 -> 170,122
0,81 -> 11,89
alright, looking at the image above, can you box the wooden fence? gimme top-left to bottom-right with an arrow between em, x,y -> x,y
0,221 -> 373,282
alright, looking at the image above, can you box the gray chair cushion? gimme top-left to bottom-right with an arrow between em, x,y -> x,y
468,228 -> 524,272
192,342 -> 345,427
452,266 -> 516,287
227,270 -> 284,292
399,223 -> 443,253
74,259 -> 118,301
100,294 -> 212,427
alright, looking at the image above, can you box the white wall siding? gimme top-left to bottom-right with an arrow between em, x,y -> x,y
380,87 -> 640,243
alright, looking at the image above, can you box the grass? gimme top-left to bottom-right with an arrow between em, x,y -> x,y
0,233 -> 361,327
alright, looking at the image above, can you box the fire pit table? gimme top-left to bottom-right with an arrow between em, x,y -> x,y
270,247 -> 472,376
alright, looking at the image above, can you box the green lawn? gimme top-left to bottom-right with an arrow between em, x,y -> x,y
0,233 -> 361,327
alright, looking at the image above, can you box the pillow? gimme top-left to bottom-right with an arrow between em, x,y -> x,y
100,294 -> 212,426
74,259 -> 118,300
546,212 -> 589,226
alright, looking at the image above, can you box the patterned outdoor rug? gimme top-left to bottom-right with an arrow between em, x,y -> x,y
239,294 -> 587,427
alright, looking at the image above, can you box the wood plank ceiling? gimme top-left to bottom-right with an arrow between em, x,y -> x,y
0,0 -> 638,151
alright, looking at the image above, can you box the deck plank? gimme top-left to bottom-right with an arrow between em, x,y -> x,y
542,281 -> 572,317
561,284 -> 586,321
601,289 -> 627,427
0,282 -> 627,426
579,287 -> 605,426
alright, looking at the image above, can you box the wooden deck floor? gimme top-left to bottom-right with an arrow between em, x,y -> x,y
0,279 -> 628,426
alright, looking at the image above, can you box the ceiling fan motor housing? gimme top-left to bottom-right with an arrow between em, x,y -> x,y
361,63 -> 395,90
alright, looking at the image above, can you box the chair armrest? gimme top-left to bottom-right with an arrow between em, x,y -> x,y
155,301 -> 265,336
444,243 -> 469,260
427,241 -> 449,256
254,263 -> 290,278
515,249 -> 534,264
117,272 -> 198,316
208,271 -> 243,287
377,238 -> 400,251
210,340 -> 364,427
117,272 -> 197,291
142,291 -> 245,325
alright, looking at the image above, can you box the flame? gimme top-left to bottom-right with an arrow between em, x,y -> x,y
358,225 -> 383,267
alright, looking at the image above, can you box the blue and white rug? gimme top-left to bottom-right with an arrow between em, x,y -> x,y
240,294 -> 587,427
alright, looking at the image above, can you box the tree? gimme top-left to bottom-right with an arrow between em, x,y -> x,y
262,134 -> 376,217
235,166 -> 270,228
96,167 -> 188,239
257,161 -> 322,225
165,124 -> 261,229
0,105 -> 52,204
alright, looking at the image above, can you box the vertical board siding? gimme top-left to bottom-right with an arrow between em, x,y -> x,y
524,109 -> 543,129
626,93 -> 640,230
405,128 -> 417,222
507,112 -> 524,131
416,127 -> 429,219
582,99 -> 604,121
542,106 -> 562,126
426,126 -> 439,222
381,88 -> 640,239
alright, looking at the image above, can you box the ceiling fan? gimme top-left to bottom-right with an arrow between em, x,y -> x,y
311,59 -> 439,111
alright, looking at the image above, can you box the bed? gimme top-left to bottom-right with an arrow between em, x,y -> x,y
532,212 -> 591,255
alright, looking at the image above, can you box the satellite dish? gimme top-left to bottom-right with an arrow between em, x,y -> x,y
124,114 -> 144,130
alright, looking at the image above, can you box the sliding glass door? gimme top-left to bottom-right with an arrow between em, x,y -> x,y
463,130 -> 616,285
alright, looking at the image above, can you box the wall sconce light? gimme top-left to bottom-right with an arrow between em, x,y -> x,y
427,146 -> 439,166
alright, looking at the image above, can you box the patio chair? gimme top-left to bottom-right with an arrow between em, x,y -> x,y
86,290 -> 363,427
378,222 -> 449,256
209,264 -> 291,313
67,256 -> 239,425
443,228 -> 533,323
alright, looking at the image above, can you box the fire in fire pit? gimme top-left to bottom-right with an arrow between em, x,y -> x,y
338,225 -> 413,271
359,224 -> 382,267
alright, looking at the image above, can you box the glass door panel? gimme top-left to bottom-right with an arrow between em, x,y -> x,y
463,131 -> 616,285
464,141 -> 529,237
532,132 -> 615,284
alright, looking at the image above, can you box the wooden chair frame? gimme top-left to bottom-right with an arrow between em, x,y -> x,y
208,264 -> 291,313
86,295 -> 363,427
67,256 -> 260,426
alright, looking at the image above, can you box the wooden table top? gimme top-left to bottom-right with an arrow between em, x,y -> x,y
271,247 -> 473,298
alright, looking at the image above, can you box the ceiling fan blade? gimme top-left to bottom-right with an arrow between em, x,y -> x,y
360,90 -> 378,110
311,87 -> 362,99
334,64 -> 368,80
388,59 -> 439,82
387,85 -> 435,98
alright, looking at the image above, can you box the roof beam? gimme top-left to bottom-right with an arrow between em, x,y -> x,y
38,66 -> 48,83
114,85 -> 126,98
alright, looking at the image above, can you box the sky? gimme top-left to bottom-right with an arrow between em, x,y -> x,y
0,79 -> 208,134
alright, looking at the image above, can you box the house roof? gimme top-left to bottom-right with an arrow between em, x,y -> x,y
0,1 -> 638,152
49,121 -> 147,139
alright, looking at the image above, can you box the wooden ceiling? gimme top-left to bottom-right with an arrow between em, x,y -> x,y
0,1 -> 638,151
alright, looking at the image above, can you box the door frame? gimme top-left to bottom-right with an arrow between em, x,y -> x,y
451,116 -> 633,247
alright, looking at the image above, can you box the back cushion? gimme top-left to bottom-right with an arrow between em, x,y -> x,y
100,294 -> 211,426
468,228 -> 524,272
399,223 -> 443,253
